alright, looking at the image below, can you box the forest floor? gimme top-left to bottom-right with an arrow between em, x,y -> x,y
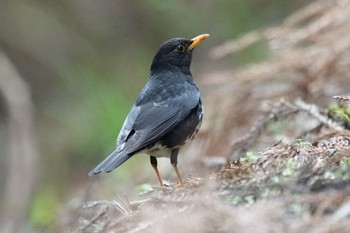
63,103 -> 350,233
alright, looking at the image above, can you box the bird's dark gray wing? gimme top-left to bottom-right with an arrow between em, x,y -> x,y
118,74 -> 200,155
89,73 -> 200,175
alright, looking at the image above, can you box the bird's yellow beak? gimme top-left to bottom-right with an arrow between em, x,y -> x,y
188,34 -> 210,50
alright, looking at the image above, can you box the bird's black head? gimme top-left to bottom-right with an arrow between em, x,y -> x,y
150,34 -> 209,74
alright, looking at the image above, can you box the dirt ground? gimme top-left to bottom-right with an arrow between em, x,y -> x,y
61,1 -> 350,232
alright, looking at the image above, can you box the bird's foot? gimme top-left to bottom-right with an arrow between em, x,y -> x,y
158,182 -> 183,191
173,182 -> 184,189
158,181 -> 173,191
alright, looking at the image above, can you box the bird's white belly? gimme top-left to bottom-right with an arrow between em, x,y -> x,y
143,143 -> 173,158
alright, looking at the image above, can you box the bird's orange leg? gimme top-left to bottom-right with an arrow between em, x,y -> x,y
170,149 -> 183,187
150,156 -> 164,187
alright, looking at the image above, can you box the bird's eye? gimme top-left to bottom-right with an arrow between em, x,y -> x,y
177,44 -> 186,53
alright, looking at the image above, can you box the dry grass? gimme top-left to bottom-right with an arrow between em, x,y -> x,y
60,1 -> 350,232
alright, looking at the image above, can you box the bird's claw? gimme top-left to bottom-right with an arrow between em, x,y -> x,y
173,182 -> 184,189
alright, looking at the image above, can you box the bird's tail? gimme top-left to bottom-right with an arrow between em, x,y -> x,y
88,149 -> 130,176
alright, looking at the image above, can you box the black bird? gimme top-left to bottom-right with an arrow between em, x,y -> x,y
89,34 -> 209,187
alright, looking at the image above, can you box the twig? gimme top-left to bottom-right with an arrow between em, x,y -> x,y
113,193 -> 133,216
294,99 -> 344,131
333,96 -> 350,103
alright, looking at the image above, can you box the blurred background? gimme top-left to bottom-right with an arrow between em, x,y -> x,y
0,0 -> 309,232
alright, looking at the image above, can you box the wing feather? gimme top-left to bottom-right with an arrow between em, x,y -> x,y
118,74 -> 200,155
